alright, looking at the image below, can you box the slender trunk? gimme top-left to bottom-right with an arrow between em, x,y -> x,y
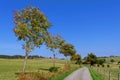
66,56 -> 68,64
23,49 -> 29,73
53,53 -> 55,67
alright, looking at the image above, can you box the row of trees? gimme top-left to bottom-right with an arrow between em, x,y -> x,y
13,6 -> 108,72
13,6 -> 79,73
0,55 -> 45,59
15,6 -> 116,73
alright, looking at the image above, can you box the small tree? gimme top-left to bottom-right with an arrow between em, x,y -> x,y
118,61 -> 120,64
59,43 -> 76,64
102,64 -> 105,67
70,54 -> 82,65
85,53 -> 97,66
97,59 -> 106,65
97,64 -> 100,67
110,59 -> 115,63
46,34 -> 64,67
107,64 -> 110,68
13,6 -> 51,73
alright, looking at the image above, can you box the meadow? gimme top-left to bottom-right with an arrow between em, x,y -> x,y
92,64 -> 120,80
0,58 -> 77,80
104,56 -> 120,63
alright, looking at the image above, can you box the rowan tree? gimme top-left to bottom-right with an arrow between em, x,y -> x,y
59,43 -> 76,64
46,34 -> 64,67
71,54 -> 82,65
13,6 -> 51,72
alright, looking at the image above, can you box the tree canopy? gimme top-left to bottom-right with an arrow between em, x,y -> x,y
14,6 -> 51,49
85,53 -> 97,65
45,34 -> 64,52
59,43 -> 76,57
13,6 -> 51,72
45,34 -> 64,67
97,58 -> 106,65
71,54 -> 82,65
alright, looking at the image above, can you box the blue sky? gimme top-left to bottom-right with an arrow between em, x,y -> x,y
0,0 -> 120,58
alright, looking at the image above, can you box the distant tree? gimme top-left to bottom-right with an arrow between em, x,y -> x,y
0,55 -> 11,59
110,59 -> 115,63
110,55 -> 115,57
46,34 -> 64,67
118,61 -> 120,64
102,64 -> 105,67
85,53 -> 97,65
29,55 -> 40,59
71,54 -> 82,65
97,59 -> 106,65
12,55 -> 24,59
59,43 -> 76,64
83,57 -> 86,60
13,6 -> 51,73
97,64 -> 100,67
107,64 -> 110,68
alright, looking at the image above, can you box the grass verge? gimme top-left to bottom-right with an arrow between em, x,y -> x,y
51,68 -> 78,80
89,67 -> 103,80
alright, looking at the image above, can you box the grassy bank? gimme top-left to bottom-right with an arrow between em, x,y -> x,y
89,67 -> 103,80
51,67 -> 78,80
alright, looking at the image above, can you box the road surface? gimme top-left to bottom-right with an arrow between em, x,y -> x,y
64,67 -> 93,80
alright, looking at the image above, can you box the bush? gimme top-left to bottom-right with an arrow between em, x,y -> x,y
107,64 -> 110,68
110,59 -> 115,63
118,61 -> 120,64
97,64 -> 100,67
64,64 -> 71,70
17,73 -> 29,80
97,59 -> 106,65
102,64 -> 104,67
17,72 -> 48,80
49,67 -> 58,72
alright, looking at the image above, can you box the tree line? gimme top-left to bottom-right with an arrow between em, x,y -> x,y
0,55 -> 45,59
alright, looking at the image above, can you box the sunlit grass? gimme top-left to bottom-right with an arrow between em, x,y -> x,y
0,58 -> 67,80
89,67 -> 103,80
92,64 -> 120,80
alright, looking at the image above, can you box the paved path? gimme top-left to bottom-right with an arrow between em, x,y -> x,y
64,67 -> 93,80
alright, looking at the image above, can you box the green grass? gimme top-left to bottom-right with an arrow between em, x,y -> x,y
100,56 -> 120,63
51,68 -> 78,80
0,58 -> 67,80
92,64 -> 120,80
89,67 -> 103,80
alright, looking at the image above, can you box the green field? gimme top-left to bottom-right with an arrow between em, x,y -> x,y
0,58 -> 73,80
100,56 -> 120,63
1,58 -> 119,80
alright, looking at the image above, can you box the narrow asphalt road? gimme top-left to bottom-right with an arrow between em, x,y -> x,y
64,67 -> 93,80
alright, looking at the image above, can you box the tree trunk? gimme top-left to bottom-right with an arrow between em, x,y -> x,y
66,56 -> 68,64
53,53 -> 55,67
23,49 -> 29,73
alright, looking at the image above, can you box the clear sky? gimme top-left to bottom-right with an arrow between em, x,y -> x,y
0,0 -> 120,58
